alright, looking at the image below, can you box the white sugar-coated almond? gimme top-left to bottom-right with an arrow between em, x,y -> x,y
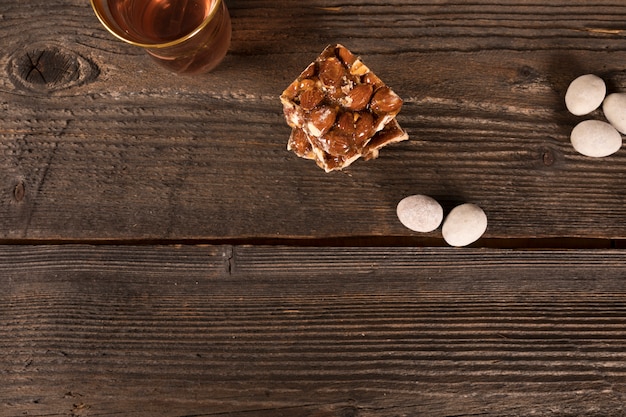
565,74 -> 606,116
442,203 -> 487,247
396,195 -> 443,233
570,120 -> 622,157
603,93 -> 626,134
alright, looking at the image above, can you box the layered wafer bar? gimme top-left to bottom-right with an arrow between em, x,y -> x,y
280,44 -> 409,172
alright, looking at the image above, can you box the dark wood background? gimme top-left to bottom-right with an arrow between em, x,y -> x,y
2,1 -> 626,416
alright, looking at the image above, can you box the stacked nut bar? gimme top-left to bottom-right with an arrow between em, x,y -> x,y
280,44 -> 409,172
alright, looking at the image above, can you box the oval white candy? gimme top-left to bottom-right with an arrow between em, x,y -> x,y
570,120 -> 622,157
603,93 -> 626,134
565,74 -> 606,116
442,203 -> 487,247
396,195 -> 443,233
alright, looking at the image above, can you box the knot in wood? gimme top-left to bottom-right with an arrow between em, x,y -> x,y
8,44 -> 99,93
13,181 -> 25,203
542,148 -> 556,167
338,406 -> 359,417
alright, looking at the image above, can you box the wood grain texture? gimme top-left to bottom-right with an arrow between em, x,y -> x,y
2,245 -> 626,416
2,1 -> 626,242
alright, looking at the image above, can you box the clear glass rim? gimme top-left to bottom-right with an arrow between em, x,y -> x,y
89,0 -> 223,49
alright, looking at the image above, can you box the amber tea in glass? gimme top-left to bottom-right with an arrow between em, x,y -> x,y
90,0 -> 231,74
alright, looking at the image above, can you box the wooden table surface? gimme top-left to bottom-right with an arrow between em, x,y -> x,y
3,1 -> 626,416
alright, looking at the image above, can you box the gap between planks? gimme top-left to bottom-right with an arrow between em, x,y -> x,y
0,236 -> 623,249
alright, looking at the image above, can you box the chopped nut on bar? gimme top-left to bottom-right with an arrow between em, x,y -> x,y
281,44 -> 409,172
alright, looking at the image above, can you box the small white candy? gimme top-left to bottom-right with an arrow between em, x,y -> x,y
570,120 -> 622,158
603,93 -> 626,134
396,195 -> 443,233
565,74 -> 606,116
442,203 -> 487,247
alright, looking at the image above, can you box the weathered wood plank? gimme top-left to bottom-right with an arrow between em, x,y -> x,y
2,245 -> 626,416
2,1 -> 626,241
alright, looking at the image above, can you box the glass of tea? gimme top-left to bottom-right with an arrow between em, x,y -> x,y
90,0 -> 231,74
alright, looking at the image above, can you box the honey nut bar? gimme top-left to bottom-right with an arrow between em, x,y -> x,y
281,44 -> 409,171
